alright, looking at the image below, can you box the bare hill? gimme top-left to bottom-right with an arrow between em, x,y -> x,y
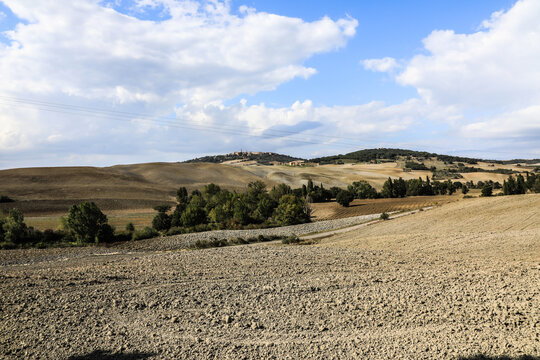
323,194 -> 540,260
1,195 -> 538,359
0,163 -> 270,215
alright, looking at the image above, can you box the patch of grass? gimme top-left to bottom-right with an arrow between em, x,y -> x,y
132,227 -> 159,241
190,234 -> 282,250
281,235 -> 301,244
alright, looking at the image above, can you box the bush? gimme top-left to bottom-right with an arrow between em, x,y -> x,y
125,222 -> 135,233
380,212 -> 390,220
152,212 -> 172,231
481,184 -> 493,197
336,190 -> 354,207
132,227 -> 159,241
281,235 -> 301,244
3,208 -> 28,244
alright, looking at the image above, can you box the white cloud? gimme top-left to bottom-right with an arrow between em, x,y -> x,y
0,0 -> 357,106
174,97 -> 457,147
460,105 -> 540,139
362,57 -> 399,73
0,0 -> 357,161
396,0 -> 540,110
359,0 -> 540,157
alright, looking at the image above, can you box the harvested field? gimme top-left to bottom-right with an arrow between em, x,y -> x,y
310,195 -> 459,221
1,195 -> 538,359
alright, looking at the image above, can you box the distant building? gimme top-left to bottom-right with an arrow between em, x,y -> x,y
288,160 -> 305,166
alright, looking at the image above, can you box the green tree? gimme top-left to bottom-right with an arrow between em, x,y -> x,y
336,190 -> 354,207
202,183 -> 221,201
394,177 -> 407,197
3,208 -> 28,244
181,195 -> 207,226
65,202 -> 109,244
381,177 -> 395,198
348,180 -> 378,199
516,174 -> 527,194
273,194 -> 310,225
253,194 -> 277,223
233,195 -> 251,225
533,178 -> 540,193
269,184 -> 292,203
152,213 -> 172,231
152,205 -> 172,231
125,222 -> 135,233
461,185 -> 469,195
176,187 -> 189,204
481,183 -> 493,197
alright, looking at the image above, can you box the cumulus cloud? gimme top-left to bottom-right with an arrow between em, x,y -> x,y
396,0 -> 540,110
0,1 -> 357,106
362,57 -> 399,73
0,0 -> 358,163
359,0 -> 540,156
174,97 -> 458,148
460,105 -> 540,139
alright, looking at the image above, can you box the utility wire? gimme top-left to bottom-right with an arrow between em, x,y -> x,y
0,95 -> 382,148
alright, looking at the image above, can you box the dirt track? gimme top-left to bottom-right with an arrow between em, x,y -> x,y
1,195 -> 539,359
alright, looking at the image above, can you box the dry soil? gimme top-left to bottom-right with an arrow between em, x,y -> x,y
1,195 -> 539,359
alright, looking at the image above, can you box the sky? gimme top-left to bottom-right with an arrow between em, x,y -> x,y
0,0 -> 539,169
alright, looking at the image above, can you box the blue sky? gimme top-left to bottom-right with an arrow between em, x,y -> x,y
0,0 -> 539,168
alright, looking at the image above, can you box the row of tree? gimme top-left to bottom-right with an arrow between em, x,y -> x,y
503,173 -> 540,195
151,181 -> 311,233
0,202 -> 121,247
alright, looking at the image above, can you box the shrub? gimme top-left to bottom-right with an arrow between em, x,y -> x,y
481,184 -> 493,197
132,227 -> 159,241
0,195 -> 15,203
125,222 -> 135,233
380,212 -> 390,220
112,231 -> 132,242
281,235 -> 301,244
336,190 -> 354,207
3,208 -> 28,244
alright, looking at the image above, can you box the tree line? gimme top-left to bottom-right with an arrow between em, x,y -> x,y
151,181 -> 310,235
0,181 -> 312,249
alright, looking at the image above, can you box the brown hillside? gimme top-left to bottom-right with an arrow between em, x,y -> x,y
322,194 -> 540,261
0,163 -> 270,216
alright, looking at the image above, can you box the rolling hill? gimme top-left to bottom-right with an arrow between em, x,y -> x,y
0,148 -> 537,220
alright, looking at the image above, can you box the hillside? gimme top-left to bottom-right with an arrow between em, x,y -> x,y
310,148 -> 487,164
1,195 -> 538,359
185,151 -> 303,164
324,194 -> 540,260
0,148 -> 537,225
0,163 -> 269,216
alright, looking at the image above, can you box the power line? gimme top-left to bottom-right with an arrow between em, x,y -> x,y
0,95 -> 382,148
